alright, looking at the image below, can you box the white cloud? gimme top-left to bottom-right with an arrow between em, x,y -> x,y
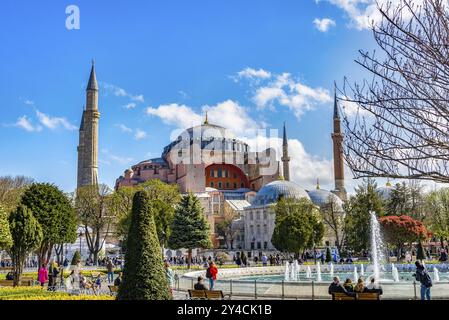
123,103 -> 136,110
36,110 -> 77,131
313,18 -> 336,32
252,72 -> 332,119
236,68 -> 272,80
146,103 -> 203,129
323,0 -> 425,30
116,124 -> 133,133
101,149 -> 133,165
15,116 -> 42,132
244,134 -> 335,189
134,129 -> 148,140
146,100 -> 262,139
102,82 -> 145,104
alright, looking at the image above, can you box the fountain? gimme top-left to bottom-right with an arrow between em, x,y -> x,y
329,263 -> 334,277
360,264 -> 365,276
306,266 -> 312,278
284,261 -> 290,281
353,266 -> 359,283
316,262 -> 322,282
370,211 -> 385,284
290,262 -> 295,281
434,267 -> 440,282
391,263 -> 399,282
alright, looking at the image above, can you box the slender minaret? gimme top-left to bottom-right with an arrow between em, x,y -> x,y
281,122 -> 290,181
331,84 -> 347,200
77,61 -> 100,188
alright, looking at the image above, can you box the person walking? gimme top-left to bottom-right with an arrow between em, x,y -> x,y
38,264 -> 48,287
164,261 -> 175,296
106,259 -> 115,284
206,261 -> 218,291
47,261 -> 59,291
414,260 -> 432,300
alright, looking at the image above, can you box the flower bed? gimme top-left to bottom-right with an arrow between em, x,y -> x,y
0,287 -> 114,300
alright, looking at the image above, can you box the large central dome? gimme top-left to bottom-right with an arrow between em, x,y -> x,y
162,122 -> 249,158
252,180 -> 311,206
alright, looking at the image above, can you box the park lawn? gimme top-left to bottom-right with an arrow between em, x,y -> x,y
0,287 -> 114,300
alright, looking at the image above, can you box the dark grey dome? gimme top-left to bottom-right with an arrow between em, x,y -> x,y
307,189 -> 344,211
253,180 -> 310,206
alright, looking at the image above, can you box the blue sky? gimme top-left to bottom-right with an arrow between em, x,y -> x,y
0,0 -> 383,192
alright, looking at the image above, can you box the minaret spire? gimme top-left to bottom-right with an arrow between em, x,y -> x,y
281,122 -> 290,181
77,62 -> 100,188
86,60 -> 98,91
331,82 -> 346,200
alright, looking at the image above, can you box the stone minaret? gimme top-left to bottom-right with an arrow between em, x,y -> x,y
331,84 -> 347,200
77,62 -> 100,188
281,122 -> 290,181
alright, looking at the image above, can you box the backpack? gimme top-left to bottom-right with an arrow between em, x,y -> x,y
418,269 -> 432,288
205,267 -> 212,279
422,271 -> 433,288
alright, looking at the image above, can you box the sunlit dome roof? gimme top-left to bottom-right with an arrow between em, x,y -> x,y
181,123 -> 236,140
252,180 -> 310,206
376,186 -> 393,201
307,189 -> 344,211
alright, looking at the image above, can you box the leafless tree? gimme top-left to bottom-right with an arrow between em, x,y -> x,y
0,176 -> 33,213
320,196 -> 346,250
75,184 -> 115,265
341,0 -> 449,183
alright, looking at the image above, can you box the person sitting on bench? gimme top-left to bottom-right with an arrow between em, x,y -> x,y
194,276 -> 207,290
365,277 -> 383,295
329,276 -> 355,297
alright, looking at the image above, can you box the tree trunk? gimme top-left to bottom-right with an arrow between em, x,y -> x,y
187,249 -> 192,269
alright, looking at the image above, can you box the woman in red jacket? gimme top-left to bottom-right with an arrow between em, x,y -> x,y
206,261 -> 218,290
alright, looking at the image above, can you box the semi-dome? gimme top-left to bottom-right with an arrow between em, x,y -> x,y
252,180 -> 310,206
307,188 -> 344,211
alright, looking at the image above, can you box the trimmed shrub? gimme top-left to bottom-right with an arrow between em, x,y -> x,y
117,191 -> 170,300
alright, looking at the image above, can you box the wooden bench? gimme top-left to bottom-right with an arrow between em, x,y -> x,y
332,292 -> 380,300
0,280 -> 14,287
188,289 -> 207,299
356,292 -> 381,300
188,290 -> 230,300
332,292 -> 356,300
108,285 -> 119,296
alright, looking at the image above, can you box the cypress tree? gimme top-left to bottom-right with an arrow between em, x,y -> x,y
168,193 -> 212,269
9,205 -> 43,286
71,250 -> 81,265
325,247 -> 332,263
416,241 -> 426,260
117,191 -> 170,300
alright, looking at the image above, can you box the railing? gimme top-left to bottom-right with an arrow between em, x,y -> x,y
175,276 -> 449,300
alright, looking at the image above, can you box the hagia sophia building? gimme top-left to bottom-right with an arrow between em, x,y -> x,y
77,63 -> 348,256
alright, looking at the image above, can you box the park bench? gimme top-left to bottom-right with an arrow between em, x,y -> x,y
332,292 -> 380,301
188,290 -> 230,300
0,267 -> 13,272
0,280 -> 14,287
356,292 -> 381,300
332,293 -> 356,300
108,285 -> 119,296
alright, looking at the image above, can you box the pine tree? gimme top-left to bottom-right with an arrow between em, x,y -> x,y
168,193 -> 212,269
416,241 -> 426,261
71,250 -> 81,265
325,247 -> 332,263
117,191 -> 170,300
9,205 -> 43,286
0,206 -> 12,250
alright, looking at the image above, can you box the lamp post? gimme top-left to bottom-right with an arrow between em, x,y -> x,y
79,230 -> 84,259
